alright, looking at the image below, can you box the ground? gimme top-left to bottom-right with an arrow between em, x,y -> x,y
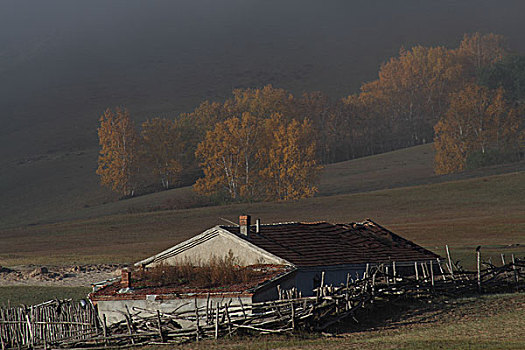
0,145 -> 523,268
0,264 -> 121,306
0,172 -> 522,269
171,293 -> 525,350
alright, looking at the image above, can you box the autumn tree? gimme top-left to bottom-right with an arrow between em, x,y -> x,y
140,118 -> 183,189
258,114 -> 321,200
296,91 -> 337,163
359,46 -> 465,147
181,100 -> 228,133
341,91 -> 393,157
96,108 -> 139,196
194,112 -> 321,201
478,54 -> 525,102
434,84 -> 520,174
194,113 -> 260,200
457,32 -> 507,73
224,85 -> 298,121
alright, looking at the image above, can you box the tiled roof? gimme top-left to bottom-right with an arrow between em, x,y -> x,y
221,220 -> 439,267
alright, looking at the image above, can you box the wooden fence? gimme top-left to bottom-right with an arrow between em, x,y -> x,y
0,251 -> 523,349
0,300 -> 98,349
62,255 -> 525,348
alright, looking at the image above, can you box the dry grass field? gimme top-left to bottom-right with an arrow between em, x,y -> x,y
0,167 -> 523,268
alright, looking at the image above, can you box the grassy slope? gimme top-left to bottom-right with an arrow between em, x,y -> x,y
1,169 -> 523,267
2,143 -> 522,229
173,293 -> 525,350
0,287 -> 91,307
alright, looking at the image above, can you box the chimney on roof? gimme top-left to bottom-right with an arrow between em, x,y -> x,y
239,215 -> 251,237
121,268 -> 131,288
255,218 -> 261,233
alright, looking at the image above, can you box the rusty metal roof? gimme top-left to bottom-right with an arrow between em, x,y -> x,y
220,219 -> 439,267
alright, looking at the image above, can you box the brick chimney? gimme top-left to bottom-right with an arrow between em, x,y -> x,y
239,215 -> 251,237
121,268 -> 131,288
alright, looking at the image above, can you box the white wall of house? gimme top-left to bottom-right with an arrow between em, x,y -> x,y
95,294 -> 253,327
152,234 -> 276,266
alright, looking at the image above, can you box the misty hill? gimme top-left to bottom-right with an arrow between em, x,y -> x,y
2,1 -> 525,228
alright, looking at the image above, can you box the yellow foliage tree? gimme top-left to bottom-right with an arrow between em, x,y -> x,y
457,32 -> 507,72
96,108 -> 139,196
434,84 -> 519,174
141,118 -> 183,189
225,85 -> 297,120
194,113 -> 321,201
359,45 -> 465,146
259,114 -> 321,200
194,113 -> 260,200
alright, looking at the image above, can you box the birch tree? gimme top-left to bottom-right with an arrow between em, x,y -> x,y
141,118 -> 183,189
96,108 -> 139,196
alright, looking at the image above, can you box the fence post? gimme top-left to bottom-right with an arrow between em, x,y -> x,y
291,302 -> 295,331
392,261 -> 396,284
214,303 -> 220,339
477,249 -> 481,292
195,297 -> 200,342
446,245 -> 455,278
103,314 -> 107,347
156,310 -> 164,343
512,254 -> 519,291
430,260 -> 434,287
25,313 -> 34,348
43,322 -> 48,350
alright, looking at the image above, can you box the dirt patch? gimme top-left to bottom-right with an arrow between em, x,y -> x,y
0,264 -> 125,287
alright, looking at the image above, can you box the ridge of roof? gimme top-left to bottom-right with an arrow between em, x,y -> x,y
220,221 -> 301,228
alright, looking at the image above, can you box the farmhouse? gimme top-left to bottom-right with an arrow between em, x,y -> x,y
89,216 -> 439,325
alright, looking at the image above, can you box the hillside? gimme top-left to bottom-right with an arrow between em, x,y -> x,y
1,169 -> 523,268
2,1 -> 525,230
2,143 -> 522,230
